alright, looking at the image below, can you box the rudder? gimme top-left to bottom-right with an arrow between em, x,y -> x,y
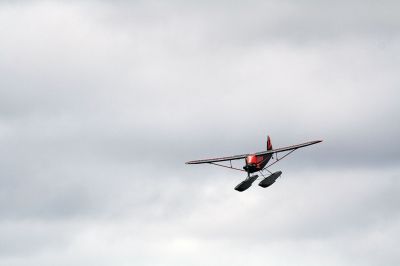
267,135 -> 273,150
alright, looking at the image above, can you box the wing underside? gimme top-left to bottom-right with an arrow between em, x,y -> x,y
254,140 -> 322,156
185,140 -> 322,165
185,153 -> 248,164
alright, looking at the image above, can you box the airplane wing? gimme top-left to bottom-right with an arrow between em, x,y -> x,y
254,140 -> 322,156
185,140 -> 322,165
185,153 -> 248,164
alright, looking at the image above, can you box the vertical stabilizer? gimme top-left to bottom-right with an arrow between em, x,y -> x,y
267,135 -> 273,150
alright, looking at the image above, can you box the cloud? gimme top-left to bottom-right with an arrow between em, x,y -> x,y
0,1 -> 399,265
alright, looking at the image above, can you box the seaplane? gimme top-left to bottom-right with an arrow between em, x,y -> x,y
186,136 -> 322,192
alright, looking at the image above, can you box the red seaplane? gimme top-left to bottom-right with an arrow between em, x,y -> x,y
186,136 -> 322,192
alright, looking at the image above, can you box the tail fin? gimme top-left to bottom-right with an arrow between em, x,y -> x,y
267,135 -> 273,150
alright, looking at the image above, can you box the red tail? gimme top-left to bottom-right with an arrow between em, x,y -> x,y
267,135 -> 273,150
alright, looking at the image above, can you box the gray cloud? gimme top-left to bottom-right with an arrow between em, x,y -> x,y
0,1 -> 399,265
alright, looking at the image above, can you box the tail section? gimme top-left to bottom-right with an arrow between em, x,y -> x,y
267,135 -> 273,150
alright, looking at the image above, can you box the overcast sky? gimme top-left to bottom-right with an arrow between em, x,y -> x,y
0,1 -> 399,265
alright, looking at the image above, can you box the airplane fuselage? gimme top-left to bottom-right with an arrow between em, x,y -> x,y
243,153 -> 272,174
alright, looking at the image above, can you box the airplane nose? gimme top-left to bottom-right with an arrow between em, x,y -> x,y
247,155 -> 257,164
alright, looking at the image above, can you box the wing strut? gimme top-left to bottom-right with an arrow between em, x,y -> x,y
264,148 -> 297,169
209,161 -> 246,172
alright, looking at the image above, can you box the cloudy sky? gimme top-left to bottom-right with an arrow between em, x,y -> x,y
1,1 -> 399,265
